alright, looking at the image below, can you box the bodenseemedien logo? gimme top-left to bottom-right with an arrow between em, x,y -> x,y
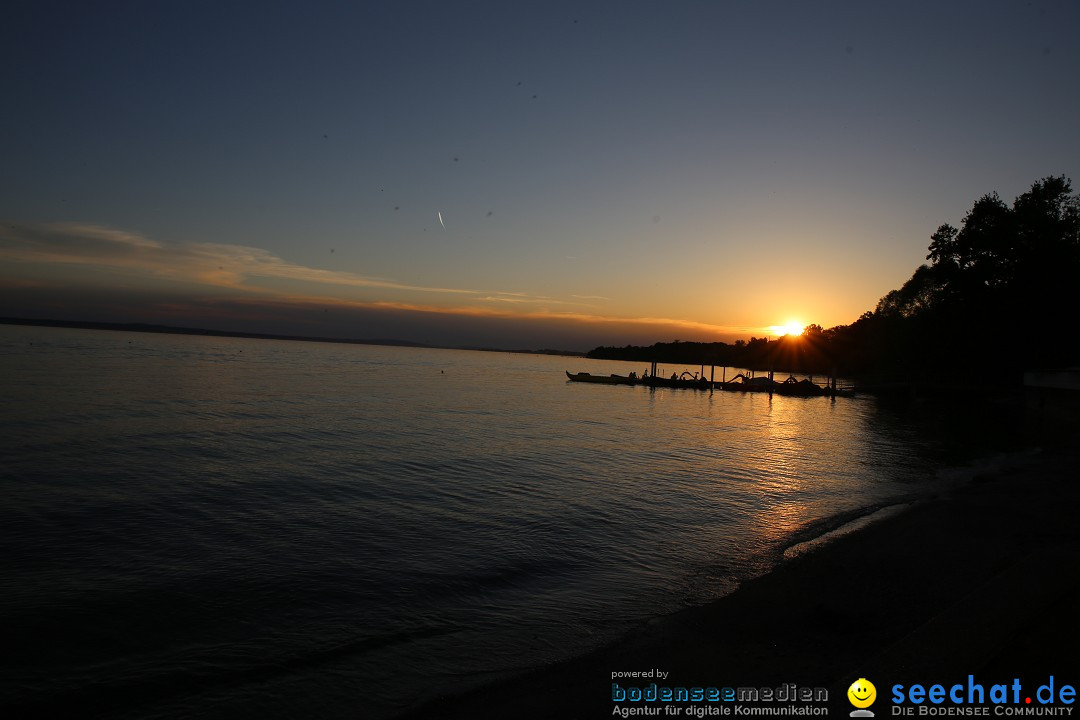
849,678 -> 877,717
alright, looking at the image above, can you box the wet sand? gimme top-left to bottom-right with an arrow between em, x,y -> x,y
404,444 -> 1080,719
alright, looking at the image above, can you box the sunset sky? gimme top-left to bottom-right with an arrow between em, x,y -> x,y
2,1 -> 1078,350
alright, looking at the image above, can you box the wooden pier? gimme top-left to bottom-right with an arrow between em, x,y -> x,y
566,362 -> 856,397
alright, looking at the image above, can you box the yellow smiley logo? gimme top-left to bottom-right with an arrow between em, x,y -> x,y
848,678 -> 876,708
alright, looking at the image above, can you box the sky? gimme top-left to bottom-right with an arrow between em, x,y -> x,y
2,0 -> 1078,351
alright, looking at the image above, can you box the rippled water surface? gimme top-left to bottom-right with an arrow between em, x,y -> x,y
1,326 -> 945,718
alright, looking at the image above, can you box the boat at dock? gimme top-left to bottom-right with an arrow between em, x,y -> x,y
564,370 -> 709,390
565,371 -> 637,385
719,373 -> 851,396
641,374 -> 710,390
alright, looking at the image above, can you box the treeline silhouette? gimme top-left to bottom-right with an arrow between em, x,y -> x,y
589,176 -> 1080,386
586,331 -> 844,378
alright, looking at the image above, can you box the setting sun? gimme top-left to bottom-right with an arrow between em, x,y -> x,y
769,322 -> 805,337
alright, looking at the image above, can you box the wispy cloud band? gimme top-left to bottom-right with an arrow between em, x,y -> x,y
0,222 -> 481,295
0,221 -> 758,340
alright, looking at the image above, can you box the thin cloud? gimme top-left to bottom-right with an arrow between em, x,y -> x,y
0,222 -> 480,296
477,296 -> 531,303
478,291 -> 578,306
291,295 -> 751,337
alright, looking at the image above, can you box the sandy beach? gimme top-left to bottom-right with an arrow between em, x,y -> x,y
404,442 -> 1080,719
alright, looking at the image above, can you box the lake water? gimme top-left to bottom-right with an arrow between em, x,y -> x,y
1,325 -> 954,719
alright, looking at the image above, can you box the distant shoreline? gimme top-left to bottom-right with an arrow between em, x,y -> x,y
0,317 -> 587,358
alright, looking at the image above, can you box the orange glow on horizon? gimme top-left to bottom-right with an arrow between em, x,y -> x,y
768,321 -> 805,337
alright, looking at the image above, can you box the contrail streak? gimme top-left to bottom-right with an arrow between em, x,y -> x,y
438,211 -> 445,230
